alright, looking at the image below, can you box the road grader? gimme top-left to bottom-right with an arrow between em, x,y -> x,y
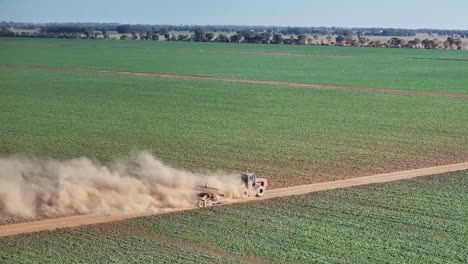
196,173 -> 268,208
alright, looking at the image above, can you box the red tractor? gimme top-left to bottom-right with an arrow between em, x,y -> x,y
240,173 -> 268,198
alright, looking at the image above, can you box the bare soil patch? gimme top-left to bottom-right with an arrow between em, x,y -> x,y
411,57 -> 468,62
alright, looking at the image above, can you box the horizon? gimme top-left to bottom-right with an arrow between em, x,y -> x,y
1,0 -> 468,30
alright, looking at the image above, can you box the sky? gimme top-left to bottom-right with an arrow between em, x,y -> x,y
0,0 -> 467,29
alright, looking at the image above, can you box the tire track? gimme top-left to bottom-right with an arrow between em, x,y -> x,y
2,64 -> 468,99
1,162 -> 467,238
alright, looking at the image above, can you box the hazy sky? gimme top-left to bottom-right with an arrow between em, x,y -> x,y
0,0 -> 466,29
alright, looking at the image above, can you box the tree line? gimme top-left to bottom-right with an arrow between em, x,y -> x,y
0,25 -> 465,50
2,21 -> 468,37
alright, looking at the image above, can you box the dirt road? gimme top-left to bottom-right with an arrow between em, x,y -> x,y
3,64 -> 468,99
1,162 -> 467,238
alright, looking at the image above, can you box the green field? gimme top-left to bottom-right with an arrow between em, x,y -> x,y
1,66 -> 467,187
1,171 -> 467,263
1,38 -> 468,94
1,38 -> 468,187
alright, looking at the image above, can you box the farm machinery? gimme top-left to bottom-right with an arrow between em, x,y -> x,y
196,172 -> 269,208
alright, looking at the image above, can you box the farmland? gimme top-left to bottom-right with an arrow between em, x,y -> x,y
1,66 -> 468,187
0,29 -> 468,263
1,38 -> 468,188
1,38 -> 468,94
1,171 -> 467,263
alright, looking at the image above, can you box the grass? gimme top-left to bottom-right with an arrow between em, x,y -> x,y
1,38 -> 468,94
1,67 -> 467,187
1,171 -> 467,263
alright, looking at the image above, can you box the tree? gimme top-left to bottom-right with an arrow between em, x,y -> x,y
194,28 -> 206,42
297,34 -> 307,45
214,34 -> 229,42
152,34 -> 160,41
102,30 -> 110,40
313,34 -> 319,44
177,34 -> 189,41
229,34 -> 241,43
344,33 -> 353,45
83,30 -> 92,39
358,37 -> 367,46
116,24 -> 132,34
0,27 -> 15,37
335,35 -> 345,45
414,38 -> 421,46
326,35 -> 333,44
271,34 -> 283,44
205,32 -> 215,41
447,37 -> 456,48
443,40 -> 450,49
454,38 -> 463,49
120,34 -> 129,40
145,31 -> 152,40
422,39 -> 430,49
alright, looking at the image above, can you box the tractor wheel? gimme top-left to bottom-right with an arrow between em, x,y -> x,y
197,200 -> 206,208
256,186 -> 266,197
241,189 -> 249,199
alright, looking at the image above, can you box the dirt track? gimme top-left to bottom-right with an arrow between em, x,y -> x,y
1,162 -> 467,238
3,64 -> 468,99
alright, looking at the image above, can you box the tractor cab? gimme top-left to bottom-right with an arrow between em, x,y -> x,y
241,173 -> 256,187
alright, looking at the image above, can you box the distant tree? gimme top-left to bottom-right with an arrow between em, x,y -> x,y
271,33 -> 283,44
177,34 -> 189,41
145,31 -> 152,40
229,34 -> 241,43
152,34 -> 160,41
422,39 -> 431,49
335,35 -> 345,45
159,28 -> 169,36
102,30 -> 110,40
0,27 -> 15,37
205,32 -> 215,41
454,38 -> 463,49
443,40 -> 450,49
344,33 -> 353,44
313,34 -> 319,44
83,30 -> 92,39
214,34 -> 229,42
120,34 -> 129,40
447,37 -> 456,48
297,34 -> 307,45
194,28 -> 206,42
116,24 -> 132,34
414,38 -> 421,46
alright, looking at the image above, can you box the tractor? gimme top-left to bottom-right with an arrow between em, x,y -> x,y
196,172 -> 268,208
240,172 -> 268,198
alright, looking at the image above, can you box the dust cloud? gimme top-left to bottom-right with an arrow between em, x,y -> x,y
0,153 -> 240,218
